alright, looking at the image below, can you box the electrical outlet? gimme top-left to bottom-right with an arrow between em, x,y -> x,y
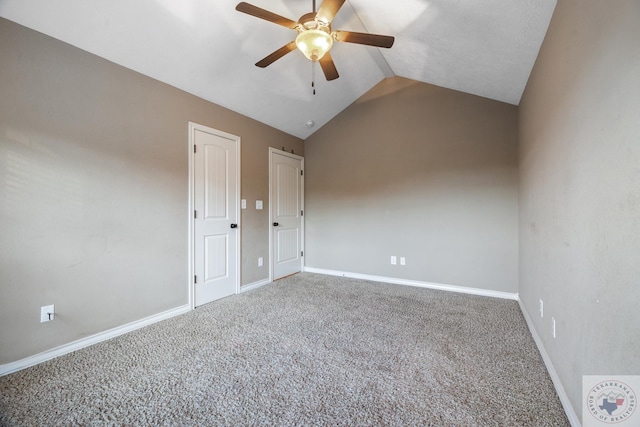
400,257 -> 406,266
390,256 -> 397,265
539,299 -> 544,318
258,257 -> 263,267
552,317 -> 556,338
40,305 -> 54,323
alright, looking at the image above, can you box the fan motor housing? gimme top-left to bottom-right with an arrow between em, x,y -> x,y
298,12 -> 330,32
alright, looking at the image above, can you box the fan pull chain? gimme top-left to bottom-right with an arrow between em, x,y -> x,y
311,0 -> 317,95
312,61 -> 316,95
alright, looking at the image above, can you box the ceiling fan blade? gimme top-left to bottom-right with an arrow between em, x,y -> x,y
315,0 -> 346,25
255,41 -> 297,68
334,30 -> 395,48
236,2 -> 298,29
319,52 -> 339,81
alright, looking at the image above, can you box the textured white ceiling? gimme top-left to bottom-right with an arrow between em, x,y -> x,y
0,0 -> 556,139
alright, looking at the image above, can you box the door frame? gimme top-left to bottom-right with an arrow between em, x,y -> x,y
268,147 -> 304,281
188,122 -> 241,309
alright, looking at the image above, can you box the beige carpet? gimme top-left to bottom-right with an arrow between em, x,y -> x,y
0,273 -> 569,426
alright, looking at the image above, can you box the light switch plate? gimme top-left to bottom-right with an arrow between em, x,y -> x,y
241,199 -> 247,209
256,200 -> 263,210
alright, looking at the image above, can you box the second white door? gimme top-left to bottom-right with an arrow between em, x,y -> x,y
270,149 -> 303,280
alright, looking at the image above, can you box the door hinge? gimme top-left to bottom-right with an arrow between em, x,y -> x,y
301,251 -> 304,257
194,275 -> 197,284
194,210 -> 197,219
301,170 -> 304,176
301,210 -> 304,216
194,145 -> 197,153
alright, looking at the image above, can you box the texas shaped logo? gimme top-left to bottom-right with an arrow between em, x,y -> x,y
599,394 -> 625,416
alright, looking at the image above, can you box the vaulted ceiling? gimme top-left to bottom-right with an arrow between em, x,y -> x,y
0,0 -> 557,139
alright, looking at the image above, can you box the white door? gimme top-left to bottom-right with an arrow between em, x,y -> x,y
192,123 -> 240,307
270,148 -> 303,280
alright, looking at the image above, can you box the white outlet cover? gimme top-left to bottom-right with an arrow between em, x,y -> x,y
40,304 -> 54,322
391,256 -> 397,265
400,257 -> 406,265
256,200 -> 263,210
241,199 -> 247,209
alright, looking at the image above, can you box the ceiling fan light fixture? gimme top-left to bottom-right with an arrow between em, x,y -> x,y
236,1 -> 394,82
295,29 -> 333,61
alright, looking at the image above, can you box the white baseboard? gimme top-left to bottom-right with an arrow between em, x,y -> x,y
240,278 -> 271,293
0,304 -> 192,377
303,267 -> 519,300
518,300 -> 581,426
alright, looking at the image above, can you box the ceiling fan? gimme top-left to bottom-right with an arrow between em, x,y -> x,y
235,0 -> 395,82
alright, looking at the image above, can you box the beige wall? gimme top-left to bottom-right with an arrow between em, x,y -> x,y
305,77 -> 519,293
518,0 -> 640,420
0,18 -> 302,364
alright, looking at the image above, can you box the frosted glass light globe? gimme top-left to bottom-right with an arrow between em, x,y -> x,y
296,29 -> 333,61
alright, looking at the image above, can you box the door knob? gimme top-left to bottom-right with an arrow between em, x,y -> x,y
230,223 -> 238,229
273,222 -> 279,226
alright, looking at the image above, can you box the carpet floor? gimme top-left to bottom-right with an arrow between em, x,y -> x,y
0,273 -> 569,426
